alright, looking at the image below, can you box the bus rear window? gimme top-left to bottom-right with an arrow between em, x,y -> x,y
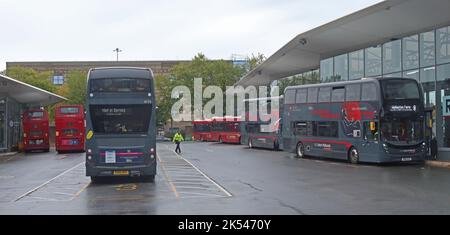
381,80 -> 420,100
28,112 -> 44,118
89,104 -> 151,134
60,107 -> 80,114
90,78 -> 151,93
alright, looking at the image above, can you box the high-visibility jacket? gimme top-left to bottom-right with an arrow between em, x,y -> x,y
173,133 -> 184,142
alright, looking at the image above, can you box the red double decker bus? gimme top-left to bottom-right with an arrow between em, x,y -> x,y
211,117 -> 242,144
192,120 -> 212,141
55,105 -> 85,153
23,109 -> 50,153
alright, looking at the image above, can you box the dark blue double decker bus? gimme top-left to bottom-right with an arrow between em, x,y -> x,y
85,67 -> 157,182
282,77 -> 426,164
240,97 -> 283,150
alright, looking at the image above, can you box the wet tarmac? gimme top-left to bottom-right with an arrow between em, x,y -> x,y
1,142 -> 450,215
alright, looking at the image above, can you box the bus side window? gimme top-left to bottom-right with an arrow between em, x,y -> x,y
363,122 -> 379,141
294,122 -> 308,136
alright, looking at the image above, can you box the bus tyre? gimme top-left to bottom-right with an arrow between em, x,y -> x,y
219,137 -> 223,144
296,142 -> 305,158
349,147 -> 360,164
274,141 -> 279,151
90,176 -> 99,183
248,138 -> 253,149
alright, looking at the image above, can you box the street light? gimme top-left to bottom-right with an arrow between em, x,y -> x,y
113,48 -> 122,62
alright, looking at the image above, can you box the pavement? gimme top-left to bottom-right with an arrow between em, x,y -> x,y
1,142 -> 450,214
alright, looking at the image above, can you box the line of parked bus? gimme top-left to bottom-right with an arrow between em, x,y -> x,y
193,77 -> 433,164
22,105 -> 85,154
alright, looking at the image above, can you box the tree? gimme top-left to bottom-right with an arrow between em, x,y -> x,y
6,66 -> 56,93
154,53 -> 247,124
58,70 -> 87,106
246,53 -> 266,72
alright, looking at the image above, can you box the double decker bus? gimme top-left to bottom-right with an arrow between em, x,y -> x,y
211,117 -> 242,144
55,105 -> 85,153
85,67 -> 157,182
283,77 -> 426,164
192,119 -> 212,141
241,97 -> 283,150
23,109 -> 50,153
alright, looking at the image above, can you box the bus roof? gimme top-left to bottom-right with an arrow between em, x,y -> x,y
88,67 -> 153,80
212,117 -> 242,122
284,77 -> 418,92
244,96 -> 284,102
192,120 -> 212,124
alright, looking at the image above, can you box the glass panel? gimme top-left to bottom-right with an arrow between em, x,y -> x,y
296,89 -> 308,104
284,89 -> 296,104
346,84 -> 361,101
90,78 -> 151,93
420,67 -> 436,83
403,70 -> 420,81
307,88 -> 318,103
383,40 -> 402,74
361,83 -> 378,101
437,26 -> 450,65
318,87 -> 332,103
383,72 -> 402,78
403,35 -> 419,70
420,30 -> 436,68
349,50 -> 364,80
320,58 -> 334,83
438,79 -> 450,147
365,46 -> 382,77
60,107 -> 80,114
331,87 -> 345,102
0,111 -> 5,149
381,119 -> 423,145
437,63 -> 450,81
89,104 -> 151,134
381,80 -> 420,100
334,54 -> 348,81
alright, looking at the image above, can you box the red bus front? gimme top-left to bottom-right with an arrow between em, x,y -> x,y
192,120 -> 212,141
55,105 -> 85,153
212,117 -> 242,144
23,109 -> 50,152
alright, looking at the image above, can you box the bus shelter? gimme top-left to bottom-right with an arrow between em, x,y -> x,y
0,74 -> 66,152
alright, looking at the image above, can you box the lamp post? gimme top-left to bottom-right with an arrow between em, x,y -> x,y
113,48 -> 122,62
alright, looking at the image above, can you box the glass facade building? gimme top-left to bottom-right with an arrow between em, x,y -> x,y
316,25 -> 450,149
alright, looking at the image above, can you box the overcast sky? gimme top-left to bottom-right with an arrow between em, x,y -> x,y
0,0 -> 383,71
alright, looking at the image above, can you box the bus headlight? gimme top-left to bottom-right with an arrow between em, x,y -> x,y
87,156 -> 92,161
87,149 -> 92,154
150,155 -> 155,159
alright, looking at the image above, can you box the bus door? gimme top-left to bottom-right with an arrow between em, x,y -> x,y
361,121 -> 380,161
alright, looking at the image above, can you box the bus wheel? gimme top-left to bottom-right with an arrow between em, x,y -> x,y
274,141 -> 280,151
349,147 -> 360,164
219,137 -> 223,144
90,176 -> 100,183
248,139 -> 253,149
296,142 -> 305,158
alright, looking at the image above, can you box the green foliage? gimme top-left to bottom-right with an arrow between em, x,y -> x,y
6,66 -> 56,93
246,53 -> 266,73
278,72 -> 320,94
58,70 -> 87,106
155,53 -> 247,124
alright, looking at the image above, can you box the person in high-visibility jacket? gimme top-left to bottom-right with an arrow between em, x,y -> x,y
173,132 -> 185,154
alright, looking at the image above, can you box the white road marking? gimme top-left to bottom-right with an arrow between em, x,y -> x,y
14,162 -> 85,202
173,150 -> 233,197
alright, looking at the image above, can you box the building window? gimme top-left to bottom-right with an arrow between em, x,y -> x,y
349,50 -> 364,80
437,63 -> 450,82
365,46 -> 382,77
334,54 -> 348,81
437,26 -> 450,65
420,30 -> 436,68
403,35 -> 419,70
320,58 -> 334,83
0,110 -> 5,149
437,63 -> 450,148
421,67 -> 436,108
53,76 -> 64,85
383,40 -> 402,74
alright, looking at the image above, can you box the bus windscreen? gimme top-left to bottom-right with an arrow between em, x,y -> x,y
381,80 -> 420,100
90,78 -> 151,93
90,104 -> 151,134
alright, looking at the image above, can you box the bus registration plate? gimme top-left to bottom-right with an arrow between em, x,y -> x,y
113,171 -> 129,176
105,151 -> 116,164
402,157 -> 412,162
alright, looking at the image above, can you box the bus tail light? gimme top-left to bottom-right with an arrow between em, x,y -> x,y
23,133 -> 27,138
150,148 -> 155,159
56,131 -> 59,137
87,149 -> 92,154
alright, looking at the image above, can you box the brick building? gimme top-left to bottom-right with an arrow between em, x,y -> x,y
6,60 -> 189,85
